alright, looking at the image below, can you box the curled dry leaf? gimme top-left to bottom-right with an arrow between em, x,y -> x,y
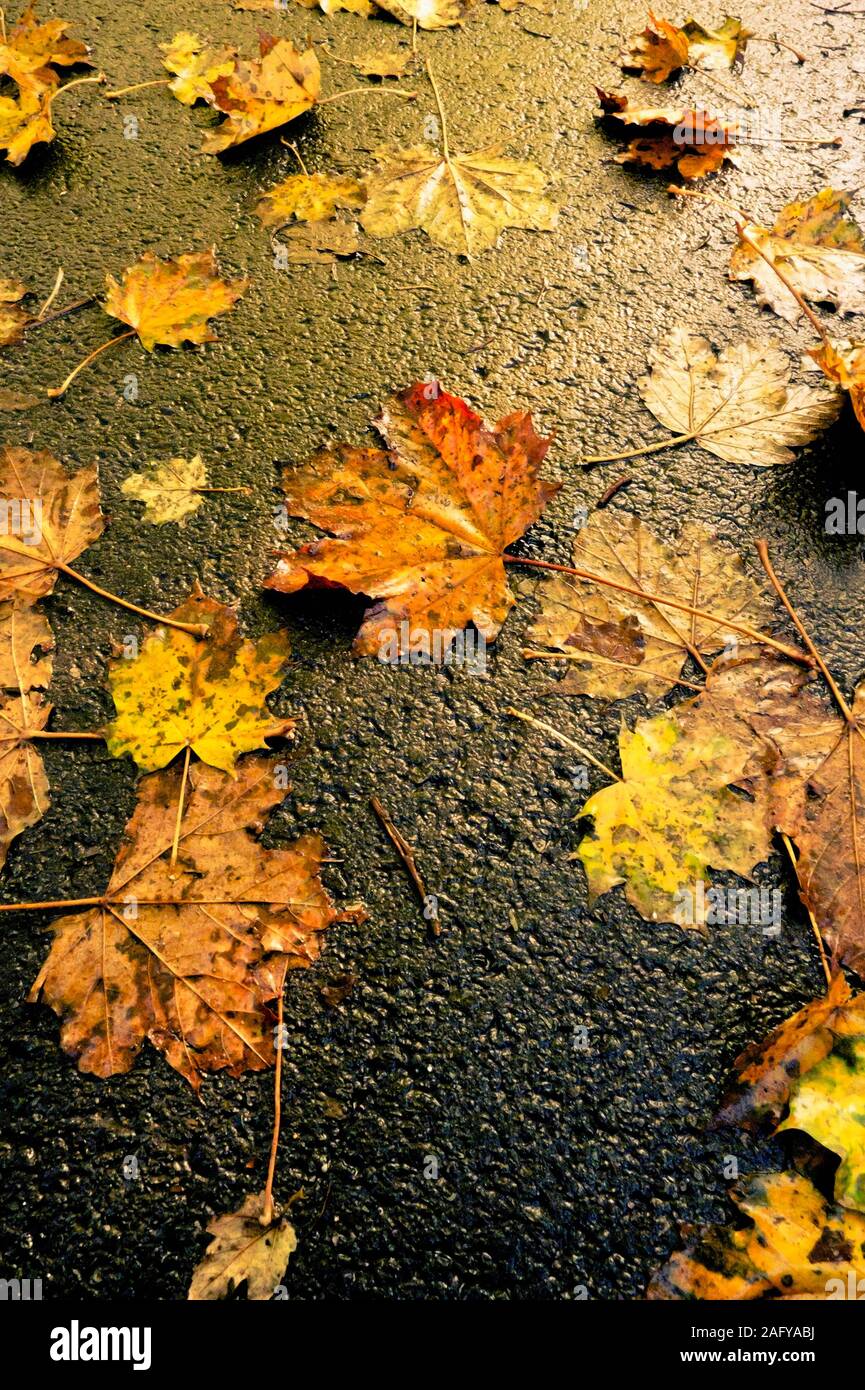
648,1171 -> 865,1299
121,455 -> 209,526
595,89 -> 738,180
362,141 -> 558,256
266,381 -> 559,656
28,754 -> 339,1089
0,278 -> 31,346
160,31 -> 237,106
105,594 -> 293,774
527,511 -> 774,700
624,13 -> 750,82
613,326 -> 842,466
202,37 -> 320,154
0,4 -> 91,84
810,338 -> 865,433
0,446 -> 104,605
731,189 -> 865,324
188,1192 -> 297,1301
576,681 -> 773,926
256,173 -> 365,226
0,602 -> 54,869
104,249 -> 248,352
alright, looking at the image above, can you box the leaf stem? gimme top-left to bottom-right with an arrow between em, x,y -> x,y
317,87 -> 418,106
49,73 -> 106,102
755,540 -> 852,719
781,833 -> 832,987
370,794 -> 440,934
0,896 -> 104,912
584,430 -> 699,465
424,56 -> 449,161
503,554 -> 813,667
521,650 -> 705,691
104,78 -> 170,100
47,329 -> 136,399
735,224 -> 831,344
262,961 -> 288,1229
55,560 -> 208,636
0,730 -> 103,742
507,707 -> 622,781
37,268 -> 64,320
749,32 -> 809,63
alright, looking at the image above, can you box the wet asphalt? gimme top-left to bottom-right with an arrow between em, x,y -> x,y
0,0 -> 864,1299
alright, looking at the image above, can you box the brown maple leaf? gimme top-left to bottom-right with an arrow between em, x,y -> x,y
202,37 -> 320,154
595,89 -> 738,180
622,13 -> 690,83
0,601 -> 54,869
29,754 -> 341,1090
0,446 -> 104,606
265,381 -> 559,657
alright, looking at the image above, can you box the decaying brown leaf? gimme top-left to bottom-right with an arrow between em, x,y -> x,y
0,278 -> 31,346
256,172 -> 365,226
527,512 -> 774,700
275,221 -> 363,264
266,380 -> 558,656
29,754 -> 340,1089
0,447 -> 104,606
105,594 -> 293,775
104,249 -> 248,352
595,89 -> 738,180
202,37 -> 320,154
353,50 -> 413,79
0,602 -> 54,869
188,1192 -> 297,1300
648,1170 -> 865,1299
731,189 -> 865,324
589,327 -> 842,467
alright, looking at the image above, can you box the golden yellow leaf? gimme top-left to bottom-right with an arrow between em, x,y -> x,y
780,1028 -> 865,1212
29,755 -> 339,1089
0,446 -> 104,605
648,1171 -> 865,1299
201,37 -> 320,154
105,593 -> 293,774
103,249 -> 248,352
353,50 -> 413,78
0,602 -> 54,870
810,338 -> 865,433
188,1192 -> 297,1300
527,512 -> 774,700
731,189 -> 865,324
256,172 -> 365,226
0,3 -> 90,85
121,455 -> 208,526
362,141 -> 558,256
0,77 -> 54,165
159,31 -> 237,107
682,16 -> 751,71
266,380 -> 558,656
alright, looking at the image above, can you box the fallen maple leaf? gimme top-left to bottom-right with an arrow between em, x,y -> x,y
353,50 -> 413,78
730,189 -> 865,324
362,138 -> 558,255
779,1024 -> 865,1212
276,221 -> 363,264
28,754 -> 339,1088
0,278 -> 31,346
256,172 -> 365,226
0,446 -> 103,606
201,36 -> 320,154
648,1170 -> 865,1299
587,327 -> 842,467
188,1192 -> 297,1300
526,511 -> 774,700
0,76 -> 54,165
810,337 -> 865,432
105,594 -> 293,774
0,3 -> 90,84
595,89 -> 738,180
160,31 -> 237,106
0,601 -> 54,869
266,381 -> 558,656
120,455 -> 212,526
576,687 -> 773,926
714,972 -> 854,1133
103,249 -> 248,352
624,13 -> 750,82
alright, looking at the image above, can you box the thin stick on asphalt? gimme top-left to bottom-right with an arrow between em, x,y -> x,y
781,833 -> 833,989
370,794 -> 440,934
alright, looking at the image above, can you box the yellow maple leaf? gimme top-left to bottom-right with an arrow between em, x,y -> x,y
201,37 -> 320,154
103,249 -> 248,352
256,172 -> 365,226
159,31 -> 237,106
